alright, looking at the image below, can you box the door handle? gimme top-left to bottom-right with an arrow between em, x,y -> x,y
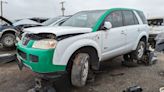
121,30 -> 125,34
121,30 -> 126,35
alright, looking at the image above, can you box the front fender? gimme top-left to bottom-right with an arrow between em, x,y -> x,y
53,39 -> 101,66
1,28 -> 18,36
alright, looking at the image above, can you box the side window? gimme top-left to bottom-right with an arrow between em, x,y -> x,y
123,10 -> 139,26
133,12 -> 139,24
105,11 -> 123,28
136,11 -> 148,24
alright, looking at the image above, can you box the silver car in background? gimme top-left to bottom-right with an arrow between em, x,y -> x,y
148,18 -> 164,48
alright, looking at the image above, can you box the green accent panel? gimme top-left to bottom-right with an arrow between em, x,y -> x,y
17,42 -> 66,73
27,40 -> 34,48
92,8 -> 135,32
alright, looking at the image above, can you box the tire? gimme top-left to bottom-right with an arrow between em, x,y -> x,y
71,53 -> 90,87
1,33 -> 16,48
131,41 -> 146,61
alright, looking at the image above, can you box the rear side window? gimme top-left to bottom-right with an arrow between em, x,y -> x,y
122,10 -> 139,26
105,11 -> 123,28
136,11 -> 148,24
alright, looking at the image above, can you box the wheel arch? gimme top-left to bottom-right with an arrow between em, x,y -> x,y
140,35 -> 147,42
53,39 -> 101,71
132,33 -> 148,50
66,46 -> 100,72
1,29 -> 17,37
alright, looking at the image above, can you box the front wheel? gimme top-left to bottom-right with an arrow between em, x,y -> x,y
132,41 -> 146,61
1,33 -> 16,48
71,53 -> 90,87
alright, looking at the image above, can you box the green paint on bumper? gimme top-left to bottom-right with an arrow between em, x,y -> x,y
17,42 -> 66,73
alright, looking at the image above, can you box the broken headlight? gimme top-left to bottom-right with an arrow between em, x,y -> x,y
32,39 -> 57,49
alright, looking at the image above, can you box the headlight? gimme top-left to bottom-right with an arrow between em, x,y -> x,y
32,39 -> 57,49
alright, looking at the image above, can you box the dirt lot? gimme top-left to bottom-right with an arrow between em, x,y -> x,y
0,54 -> 164,92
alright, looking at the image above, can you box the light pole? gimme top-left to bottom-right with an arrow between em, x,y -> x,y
0,0 -> 8,17
60,1 -> 65,16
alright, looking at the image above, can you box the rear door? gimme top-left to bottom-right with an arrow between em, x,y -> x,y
122,10 -> 140,50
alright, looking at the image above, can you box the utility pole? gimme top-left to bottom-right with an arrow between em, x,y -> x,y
60,1 -> 65,16
0,0 -> 8,17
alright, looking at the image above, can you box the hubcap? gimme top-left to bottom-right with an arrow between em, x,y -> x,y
138,44 -> 144,59
81,54 -> 89,82
4,36 -> 14,46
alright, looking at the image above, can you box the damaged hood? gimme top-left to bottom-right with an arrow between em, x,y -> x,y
23,26 -> 92,36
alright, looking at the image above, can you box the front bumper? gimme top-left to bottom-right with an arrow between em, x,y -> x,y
17,42 -> 66,73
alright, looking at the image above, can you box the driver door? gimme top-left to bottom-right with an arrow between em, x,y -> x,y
102,11 -> 127,59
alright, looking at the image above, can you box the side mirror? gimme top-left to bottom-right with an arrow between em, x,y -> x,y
103,22 -> 112,30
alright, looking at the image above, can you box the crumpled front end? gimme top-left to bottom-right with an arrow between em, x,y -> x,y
16,33 -> 66,73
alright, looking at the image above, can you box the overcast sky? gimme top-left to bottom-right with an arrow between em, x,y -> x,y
3,0 -> 164,20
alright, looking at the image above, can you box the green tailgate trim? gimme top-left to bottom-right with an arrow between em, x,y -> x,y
17,42 -> 66,73
92,8 -> 135,32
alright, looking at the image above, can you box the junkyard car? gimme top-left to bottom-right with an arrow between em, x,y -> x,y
148,18 -> 164,48
42,16 -> 71,26
0,16 -> 18,48
17,8 -> 149,87
155,32 -> 164,52
16,16 -> 70,41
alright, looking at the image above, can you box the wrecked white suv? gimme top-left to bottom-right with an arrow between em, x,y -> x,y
17,8 -> 149,87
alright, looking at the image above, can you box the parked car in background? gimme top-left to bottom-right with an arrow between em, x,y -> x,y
0,16 -> 18,48
17,8 -> 149,88
0,16 -> 70,48
148,17 -> 164,48
13,19 -> 42,31
42,16 -> 71,26
17,16 -> 71,31
16,16 -> 70,39
29,17 -> 48,23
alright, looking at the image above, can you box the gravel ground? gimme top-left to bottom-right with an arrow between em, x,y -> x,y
0,54 -> 164,92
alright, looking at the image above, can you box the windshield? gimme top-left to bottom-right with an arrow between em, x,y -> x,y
42,17 -> 61,26
61,10 -> 106,28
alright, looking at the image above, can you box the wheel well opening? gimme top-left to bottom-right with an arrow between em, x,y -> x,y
140,36 -> 147,42
66,46 -> 99,72
2,31 -> 16,36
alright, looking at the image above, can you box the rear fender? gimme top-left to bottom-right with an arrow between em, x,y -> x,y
132,32 -> 148,50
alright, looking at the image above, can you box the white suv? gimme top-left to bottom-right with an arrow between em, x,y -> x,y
17,8 -> 149,87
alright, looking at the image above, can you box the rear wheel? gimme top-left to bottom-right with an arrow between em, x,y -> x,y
1,33 -> 16,48
131,41 -> 146,61
71,53 -> 90,87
